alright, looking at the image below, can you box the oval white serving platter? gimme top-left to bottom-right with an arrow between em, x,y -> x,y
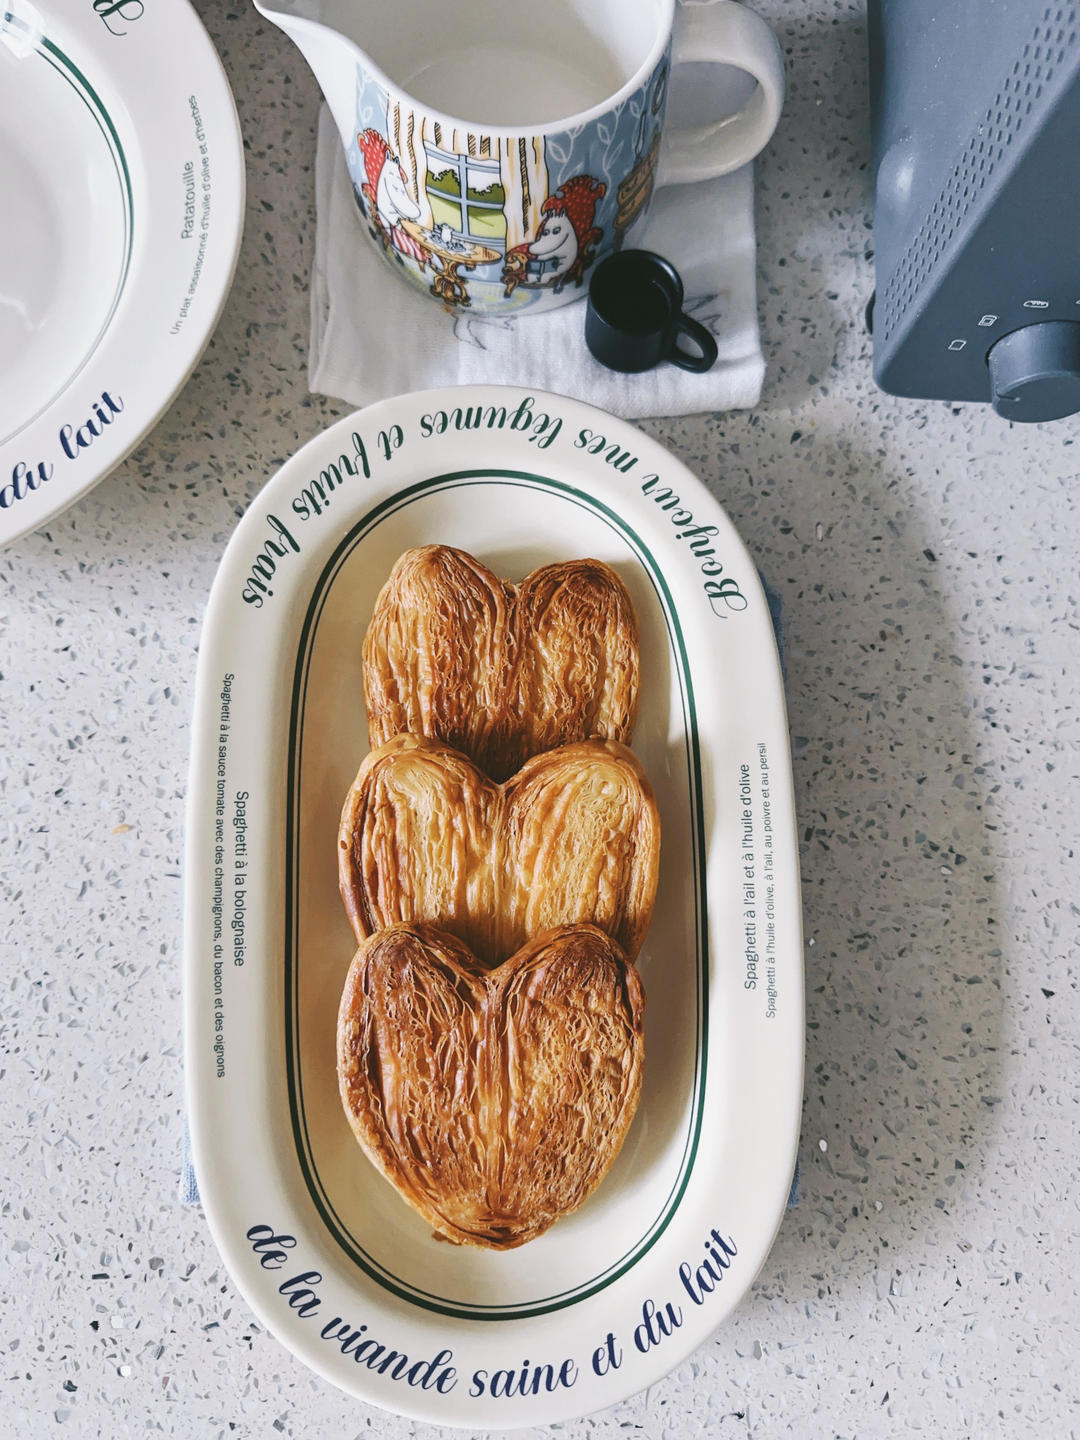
0,0 -> 244,547
184,386 -> 803,1427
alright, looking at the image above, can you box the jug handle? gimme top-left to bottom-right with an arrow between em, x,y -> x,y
658,0 -> 784,186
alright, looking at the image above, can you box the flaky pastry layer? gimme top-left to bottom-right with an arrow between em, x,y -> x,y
338,733 -> 660,967
362,545 -> 640,781
337,922 -> 645,1249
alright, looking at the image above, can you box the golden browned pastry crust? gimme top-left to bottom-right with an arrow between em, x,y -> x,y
337,922 -> 646,1249
362,545 -> 640,781
338,734 -> 660,967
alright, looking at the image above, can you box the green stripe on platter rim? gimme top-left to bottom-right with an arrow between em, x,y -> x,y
284,470 -> 710,1321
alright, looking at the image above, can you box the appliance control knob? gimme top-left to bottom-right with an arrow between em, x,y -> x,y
988,321 -> 1080,422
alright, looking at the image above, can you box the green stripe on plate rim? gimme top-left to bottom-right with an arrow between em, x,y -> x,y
284,471 -> 710,1321
1,11 -> 134,350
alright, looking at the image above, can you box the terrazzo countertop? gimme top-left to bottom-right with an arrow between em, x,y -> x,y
2,1 -> 1078,1436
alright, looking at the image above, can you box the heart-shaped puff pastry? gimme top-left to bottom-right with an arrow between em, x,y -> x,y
337,922 -> 646,1249
362,545 -> 640,781
339,734 -> 660,968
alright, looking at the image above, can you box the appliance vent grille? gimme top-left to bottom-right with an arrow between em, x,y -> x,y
880,4 -> 1080,340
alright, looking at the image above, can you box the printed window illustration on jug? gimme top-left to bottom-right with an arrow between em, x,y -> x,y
425,144 -> 507,249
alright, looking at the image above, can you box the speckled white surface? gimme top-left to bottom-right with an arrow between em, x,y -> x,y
2,1 -> 1078,1436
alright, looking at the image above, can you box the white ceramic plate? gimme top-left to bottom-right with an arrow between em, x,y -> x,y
0,0 -> 244,546
184,386 -> 803,1427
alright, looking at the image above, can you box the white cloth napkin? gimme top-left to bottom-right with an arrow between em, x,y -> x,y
308,106 -> 765,420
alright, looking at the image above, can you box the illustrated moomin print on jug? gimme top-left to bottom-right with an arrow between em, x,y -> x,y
346,54 -> 670,313
255,0 -> 784,318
